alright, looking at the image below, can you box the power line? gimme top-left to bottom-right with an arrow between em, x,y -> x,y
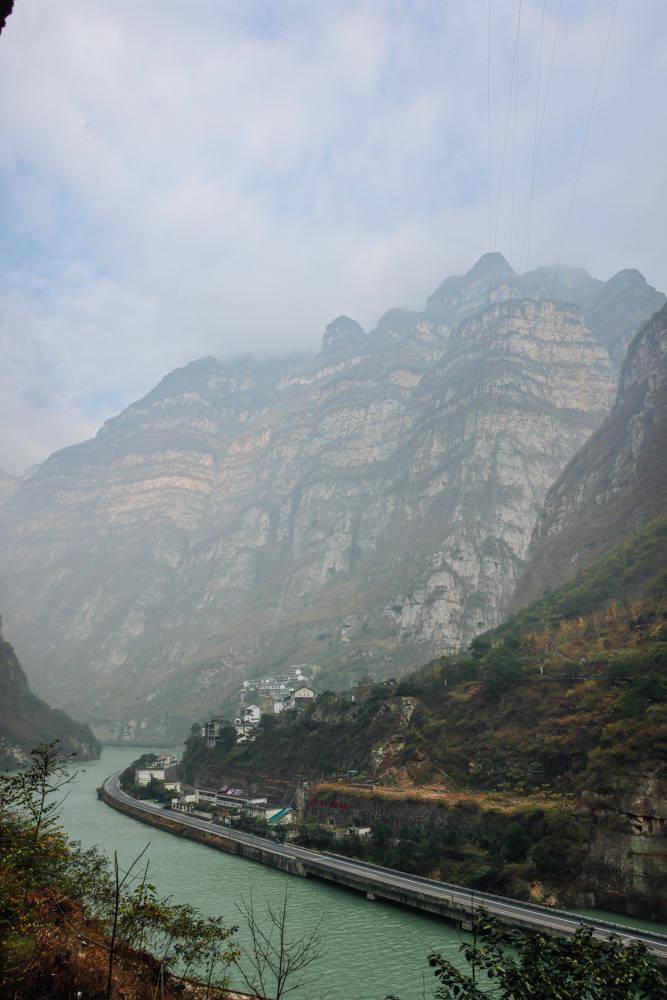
487,0 -> 494,303
492,0 -> 524,264
519,0 -> 548,285
509,0 -> 523,272
553,0 -> 619,292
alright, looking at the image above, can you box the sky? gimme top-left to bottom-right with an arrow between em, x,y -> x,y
0,0 -> 665,474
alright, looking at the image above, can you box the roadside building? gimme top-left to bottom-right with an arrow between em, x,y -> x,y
171,785 -> 267,814
135,767 -> 166,785
267,805 -> 294,826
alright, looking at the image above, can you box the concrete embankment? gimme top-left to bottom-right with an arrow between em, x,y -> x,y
99,779 -> 667,964
98,784 -> 307,877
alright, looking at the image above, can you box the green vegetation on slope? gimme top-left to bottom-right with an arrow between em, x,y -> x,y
0,743 -> 237,998
0,632 -> 100,770
185,516 -> 667,798
182,518 -> 667,913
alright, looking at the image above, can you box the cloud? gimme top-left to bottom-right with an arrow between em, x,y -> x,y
0,0 -> 665,472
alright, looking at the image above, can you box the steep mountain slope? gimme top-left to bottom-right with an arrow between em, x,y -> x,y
513,301 -> 667,608
0,620 -> 100,769
185,517 -> 667,791
0,256 -> 659,741
183,520 -> 667,916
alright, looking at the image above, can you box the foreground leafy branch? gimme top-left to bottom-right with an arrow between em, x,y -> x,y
0,742 -> 239,998
389,909 -> 667,999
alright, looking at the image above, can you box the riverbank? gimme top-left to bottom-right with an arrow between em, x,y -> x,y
60,747 -> 473,1000
100,766 -> 667,967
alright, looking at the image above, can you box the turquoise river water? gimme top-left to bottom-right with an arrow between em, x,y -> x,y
58,746 -> 665,1000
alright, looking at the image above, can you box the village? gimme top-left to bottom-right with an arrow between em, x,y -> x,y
120,668 -> 320,838
123,748 -> 299,835
204,667 -> 315,744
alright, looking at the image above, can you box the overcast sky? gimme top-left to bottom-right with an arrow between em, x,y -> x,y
0,0 -> 665,473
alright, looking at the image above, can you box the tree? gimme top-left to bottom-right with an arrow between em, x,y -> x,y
393,910 -> 667,999
235,890 -> 324,999
0,743 -> 239,998
0,740 -> 77,851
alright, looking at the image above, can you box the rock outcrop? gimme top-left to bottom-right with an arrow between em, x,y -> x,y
513,301 -> 667,608
0,256 -> 660,739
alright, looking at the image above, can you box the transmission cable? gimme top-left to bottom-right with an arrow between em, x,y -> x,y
491,0 -> 524,270
519,0 -> 548,286
552,0 -> 619,294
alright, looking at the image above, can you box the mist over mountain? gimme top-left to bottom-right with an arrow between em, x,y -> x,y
0,618 -> 100,770
0,255 -> 662,742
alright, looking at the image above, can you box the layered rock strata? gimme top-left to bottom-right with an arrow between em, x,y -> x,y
513,301 -> 667,607
1,255 -> 660,738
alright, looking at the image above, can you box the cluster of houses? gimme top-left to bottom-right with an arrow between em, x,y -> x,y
201,672 -> 315,747
132,757 -> 293,827
134,753 -> 181,787
242,667 -> 316,713
170,785 -> 293,827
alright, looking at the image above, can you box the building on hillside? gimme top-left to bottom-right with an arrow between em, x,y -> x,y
150,753 -> 178,767
242,704 -> 261,724
242,667 -> 307,692
283,685 -> 315,709
201,716 -> 235,748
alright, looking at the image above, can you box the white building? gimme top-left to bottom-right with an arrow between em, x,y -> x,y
284,685 -> 315,709
242,667 -> 307,693
135,767 -> 166,785
172,786 -> 267,813
242,704 -> 261,724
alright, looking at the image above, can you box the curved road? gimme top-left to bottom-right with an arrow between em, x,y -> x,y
103,772 -> 667,962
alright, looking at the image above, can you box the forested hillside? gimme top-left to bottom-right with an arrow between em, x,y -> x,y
0,625 -> 100,769
183,519 -> 667,915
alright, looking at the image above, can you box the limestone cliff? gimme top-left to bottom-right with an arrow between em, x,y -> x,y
0,255 -> 659,740
513,301 -> 667,608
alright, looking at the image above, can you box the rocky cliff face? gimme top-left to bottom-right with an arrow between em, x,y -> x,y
0,255 -> 660,740
0,620 -> 100,769
513,301 -> 667,608
582,770 -> 667,917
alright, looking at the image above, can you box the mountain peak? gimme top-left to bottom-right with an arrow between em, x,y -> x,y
322,315 -> 366,353
605,268 -> 650,290
467,252 -> 515,279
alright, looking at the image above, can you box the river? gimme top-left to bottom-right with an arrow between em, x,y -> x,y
58,746 -> 665,999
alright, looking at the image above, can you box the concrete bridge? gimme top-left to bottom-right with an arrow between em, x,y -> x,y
101,772 -> 667,963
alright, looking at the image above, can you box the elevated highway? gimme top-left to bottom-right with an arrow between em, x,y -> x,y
101,772 -> 667,963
